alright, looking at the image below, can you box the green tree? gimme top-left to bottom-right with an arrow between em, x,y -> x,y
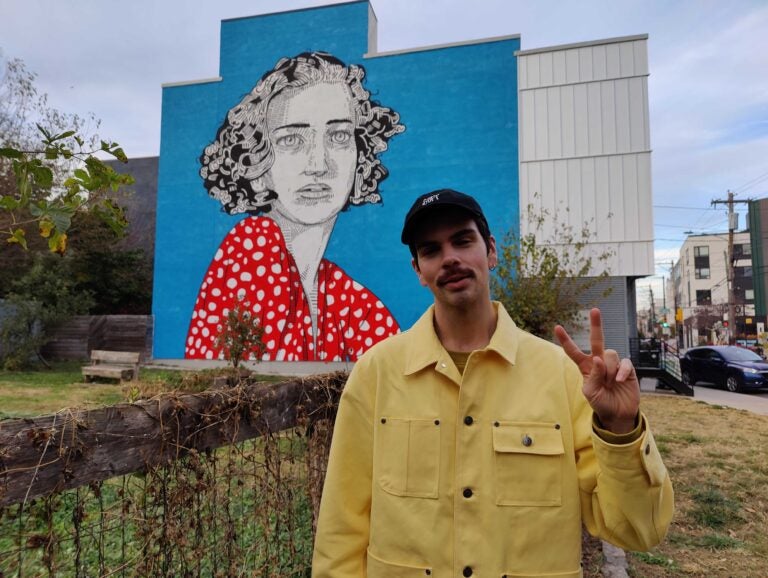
0,51 -> 132,253
1,253 -> 94,369
491,198 -> 613,338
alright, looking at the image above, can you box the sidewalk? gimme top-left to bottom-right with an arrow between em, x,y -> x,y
641,378 -> 768,416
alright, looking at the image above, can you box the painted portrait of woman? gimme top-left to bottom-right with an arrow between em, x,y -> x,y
185,52 -> 405,362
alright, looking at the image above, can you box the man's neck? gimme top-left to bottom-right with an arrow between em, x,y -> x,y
433,299 -> 497,353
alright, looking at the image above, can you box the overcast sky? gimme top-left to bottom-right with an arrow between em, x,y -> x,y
2,0 -> 767,306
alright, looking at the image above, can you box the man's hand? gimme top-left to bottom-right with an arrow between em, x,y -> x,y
554,308 -> 640,434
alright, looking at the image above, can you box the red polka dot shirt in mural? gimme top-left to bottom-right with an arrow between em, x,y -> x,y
185,216 -> 399,362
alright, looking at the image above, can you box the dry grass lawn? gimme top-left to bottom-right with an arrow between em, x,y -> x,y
628,394 -> 768,577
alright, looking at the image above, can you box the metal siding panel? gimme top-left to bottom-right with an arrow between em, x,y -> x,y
579,46 -> 594,82
567,158 -> 583,229
592,45 -> 608,80
547,87 -> 563,159
606,43 -> 621,78
622,155 -> 639,239
540,51 -> 554,86
574,84 -> 590,156
541,160 -> 556,238
521,90 -> 536,162
609,156 -> 624,240
519,55 -> 528,90
528,54 -> 541,89
561,85 -> 576,158
554,159 -> 568,213
643,79 -> 651,147
619,42 -> 635,77
581,157 -> 597,239
565,48 -> 580,83
587,82 -> 603,155
637,153 -> 654,238
572,277 -> 629,358
615,78 -> 631,153
633,40 -> 648,76
553,50 -> 567,85
628,77 -> 647,151
601,82 -> 617,153
534,89 -> 549,159
594,156 -> 611,241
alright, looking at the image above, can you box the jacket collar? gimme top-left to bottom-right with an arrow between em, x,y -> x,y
404,301 -> 520,376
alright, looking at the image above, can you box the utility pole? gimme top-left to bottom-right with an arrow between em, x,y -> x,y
712,190 -> 750,344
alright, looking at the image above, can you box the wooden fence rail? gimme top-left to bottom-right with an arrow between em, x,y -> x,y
0,373 -> 346,506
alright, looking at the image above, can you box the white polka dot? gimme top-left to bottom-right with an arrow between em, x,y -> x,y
360,321 -> 370,331
365,337 -> 373,347
257,235 -> 267,247
257,290 -> 265,300
276,349 -> 286,361
271,263 -> 282,274
333,271 -> 342,280
277,319 -> 286,331
375,327 -> 385,336
327,294 -> 334,305
283,333 -> 293,345
265,325 -> 273,334
253,251 -> 264,260
304,315 -> 311,324
278,304 -> 286,312
195,338 -> 202,348
240,272 -> 252,282
208,315 -> 219,324
202,328 -> 209,337
207,302 -> 217,312
214,249 -> 223,261
205,351 -> 213,360
187,336 -> 194,345
386,316 -> 393,328
375,301 -> 384,309
216,268 -> 224,279
319,281 -> 326,293
212,288 -> 221,297
340,307 -> 349,316
267,311 -> 275,320
237,288 -> 246,299
274,286 -> 282,296
344,328 -> 354,339
256,266 -> 266,277
254,304 -> 261,312
354,308 -> 363,318
327,333 -> 334,343
232,263 -> 241,273
267,340 -> 275,349
243,238 -> 253,250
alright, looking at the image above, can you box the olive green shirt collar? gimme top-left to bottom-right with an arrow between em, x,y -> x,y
404,301 -> 519,376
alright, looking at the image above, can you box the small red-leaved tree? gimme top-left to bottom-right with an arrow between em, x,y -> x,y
214,297 -> 265,369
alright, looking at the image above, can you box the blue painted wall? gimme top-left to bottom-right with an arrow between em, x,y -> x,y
153,1 -> 519,359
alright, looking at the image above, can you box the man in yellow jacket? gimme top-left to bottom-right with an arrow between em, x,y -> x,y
313,189 -> 673,577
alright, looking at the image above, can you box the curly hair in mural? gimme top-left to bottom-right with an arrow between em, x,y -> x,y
200,52 -> 404,215
187,51 -> 405,363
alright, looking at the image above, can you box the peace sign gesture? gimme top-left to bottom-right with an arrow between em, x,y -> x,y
554,308 -> 640,434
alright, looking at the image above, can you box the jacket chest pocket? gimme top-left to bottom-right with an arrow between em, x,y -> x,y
493,422 -> 564,506
376,417 -> 441,499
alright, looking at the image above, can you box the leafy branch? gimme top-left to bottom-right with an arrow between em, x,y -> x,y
0,125 -> 133,253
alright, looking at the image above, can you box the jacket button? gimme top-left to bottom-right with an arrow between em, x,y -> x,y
463,566 -> 473,577
463,488 -> 473,498
522,434 -> 533,447
645,444 -> 651,455
464,416 -> 474,426
425,570 -> 431,576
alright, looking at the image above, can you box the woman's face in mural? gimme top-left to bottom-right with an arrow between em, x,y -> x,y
264,81 -> 357,225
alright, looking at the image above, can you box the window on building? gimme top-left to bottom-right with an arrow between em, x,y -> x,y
696,290 -> 712,305
735,266 -> 753,278
693,245 -> 710,272
695,267 -> 710,279
734,243 -> 752,259
746,289 -> 755,301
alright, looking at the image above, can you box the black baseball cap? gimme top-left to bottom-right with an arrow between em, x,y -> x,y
401,189 -> 489,244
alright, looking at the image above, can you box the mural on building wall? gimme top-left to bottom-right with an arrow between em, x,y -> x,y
185,52 -> 405,362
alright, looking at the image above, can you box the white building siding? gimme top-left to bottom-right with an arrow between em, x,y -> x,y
517,35 -> 654,277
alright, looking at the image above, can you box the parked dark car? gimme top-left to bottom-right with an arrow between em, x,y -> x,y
680,346 -> 768,392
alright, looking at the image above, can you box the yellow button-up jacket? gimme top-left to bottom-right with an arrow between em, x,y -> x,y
313,304 -> 673,578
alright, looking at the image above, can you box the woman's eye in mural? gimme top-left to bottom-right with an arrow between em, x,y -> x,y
274,132 -> 305,151
327,128 -> 353,147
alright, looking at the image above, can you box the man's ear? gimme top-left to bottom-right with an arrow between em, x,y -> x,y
488,235 -> 498,269
411,258 -> 427,287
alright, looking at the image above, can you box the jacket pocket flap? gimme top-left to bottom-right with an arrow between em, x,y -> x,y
367,548 -> 432,577
493,422 -> 564,455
